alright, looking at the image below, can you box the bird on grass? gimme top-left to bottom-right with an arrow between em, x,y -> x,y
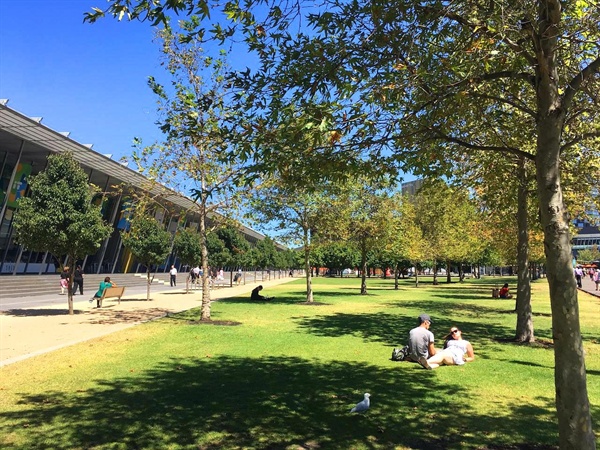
350,393 -> 370,413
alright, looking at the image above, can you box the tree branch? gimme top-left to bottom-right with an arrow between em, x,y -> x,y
560,131 -> 600,153
428,128 -> 535,161
470,93 -> 536,117
563,55 -> 600,111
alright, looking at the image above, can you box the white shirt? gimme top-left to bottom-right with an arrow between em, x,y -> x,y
170,267 -> 178,275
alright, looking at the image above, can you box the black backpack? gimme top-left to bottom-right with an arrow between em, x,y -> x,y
391,346 -> 408,361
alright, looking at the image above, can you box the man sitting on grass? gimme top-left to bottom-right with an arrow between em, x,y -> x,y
251,285 -> 273,301
392,313 -> 437,369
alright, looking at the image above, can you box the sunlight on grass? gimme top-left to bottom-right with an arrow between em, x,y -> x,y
0,276 -> 598,449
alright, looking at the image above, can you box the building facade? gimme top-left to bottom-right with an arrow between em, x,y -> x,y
0,102 -> 268,275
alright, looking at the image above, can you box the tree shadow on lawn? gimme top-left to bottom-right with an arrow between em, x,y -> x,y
0,308 -> 87,317
217,289 -> 360,305
294,311 -> 514,347
0,355 -> 558,449
386,299 -> 515,322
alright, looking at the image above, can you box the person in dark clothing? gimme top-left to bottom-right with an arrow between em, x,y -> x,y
251,285 -> 272,301
73,265 -> 84,295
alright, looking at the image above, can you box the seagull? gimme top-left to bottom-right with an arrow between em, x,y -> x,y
350,393 -> 371,413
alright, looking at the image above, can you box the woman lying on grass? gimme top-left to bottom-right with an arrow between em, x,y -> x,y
425,327 -> 475,369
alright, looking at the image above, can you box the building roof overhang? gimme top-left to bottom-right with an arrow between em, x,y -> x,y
0,102 -> 269,244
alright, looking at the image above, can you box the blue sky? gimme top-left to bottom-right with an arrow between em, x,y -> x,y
0,0 -> 169,161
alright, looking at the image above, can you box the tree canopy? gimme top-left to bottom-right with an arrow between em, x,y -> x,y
12,152 -> 112,314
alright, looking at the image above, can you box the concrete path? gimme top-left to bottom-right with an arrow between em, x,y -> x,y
0,278 -> 294,367
580,274 -> 600,298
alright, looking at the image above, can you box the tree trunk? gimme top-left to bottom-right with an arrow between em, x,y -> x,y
413,262 -> 419,288
200,207 -> 211,321
515,157 -> 534,341
146,269 -> 151,301
537,115 -> 593,449
432,260 -> 438,285
446,261 -> 451,283
394,262 -> 399,290
303,228 -> 313,302
67,264 -> 74,315
360,237 -> 367,295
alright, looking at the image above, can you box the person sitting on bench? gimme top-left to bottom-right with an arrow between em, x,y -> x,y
251,285 -> 272,301
498,283 -> 512,299
91,276 -> 116,308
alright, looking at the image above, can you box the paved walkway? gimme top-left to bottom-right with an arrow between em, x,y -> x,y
580,274 -> 600,298
0,278 -> 294,367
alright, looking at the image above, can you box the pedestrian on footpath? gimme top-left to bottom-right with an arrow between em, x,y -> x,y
59,266 -> 70,295
73,265 -> 84,295
170,265 -> 178,287
574,266 -> 583,288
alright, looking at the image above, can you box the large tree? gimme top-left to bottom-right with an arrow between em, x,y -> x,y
12,152 -> 112,315
131,26 -> 246,320
235,3 -> 599,445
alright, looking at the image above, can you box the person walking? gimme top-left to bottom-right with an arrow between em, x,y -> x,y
594,269 -> 600,291
169,265 -> 178,287
574,266 -> 584,288
73,265 -> 84,295
59,266 -> 70,295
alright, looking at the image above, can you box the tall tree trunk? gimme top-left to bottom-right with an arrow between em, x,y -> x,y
446,261 -> 451,283
537,117 -> 593,448
534,2 -> 594,444
515,157 -> 534,342
303,228 -> 313,302
432,260 -> 438,285
394,262 -> 399,290
360,237 -> 367,294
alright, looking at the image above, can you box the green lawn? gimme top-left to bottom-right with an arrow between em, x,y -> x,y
1,276 -> 598,449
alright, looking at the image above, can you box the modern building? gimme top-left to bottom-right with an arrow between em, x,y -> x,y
400,179 -> 423,197
572,188 -> 600,257
0,101 -> 270,275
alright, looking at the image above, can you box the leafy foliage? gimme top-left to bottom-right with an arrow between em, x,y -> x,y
12,152 -> 112,314
121,214 -> 172,269
13,152 -> 112,262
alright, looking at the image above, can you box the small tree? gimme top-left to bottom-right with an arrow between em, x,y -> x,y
121,213 -> 172,301
13,152 -> 112,314
577,245 -> 600,264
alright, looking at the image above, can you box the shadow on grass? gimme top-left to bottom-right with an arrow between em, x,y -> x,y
0,308 -> 88,317
294,310 -> 515,347
0,355 -> 559,449
217,289 -> 357,305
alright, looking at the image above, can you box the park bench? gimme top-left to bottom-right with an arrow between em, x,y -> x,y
98,286 -> 126,307
211,278 -> 229,288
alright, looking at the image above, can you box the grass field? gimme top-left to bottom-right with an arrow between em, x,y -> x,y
1,276 -> 598,449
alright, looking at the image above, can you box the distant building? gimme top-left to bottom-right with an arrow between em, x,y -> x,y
572,189 -> 600,257
401,179 -> 423,197
0,101 -> 274,275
